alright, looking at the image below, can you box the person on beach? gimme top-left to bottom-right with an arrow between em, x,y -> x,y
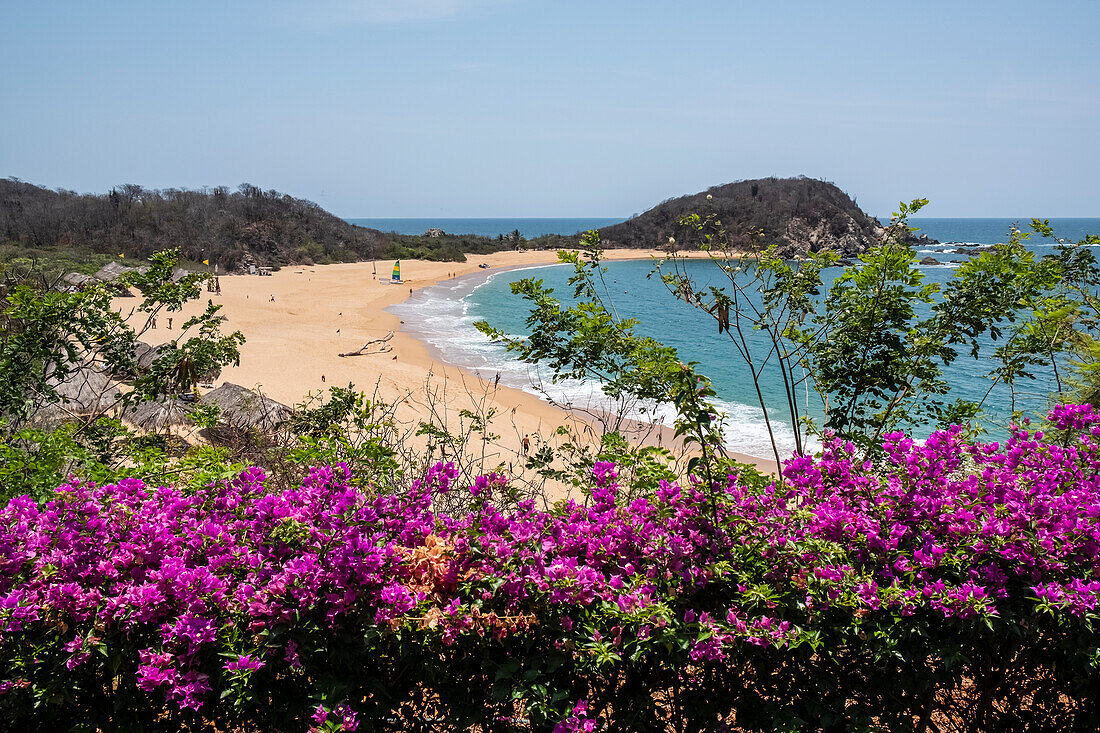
270,294 -> 275,302
167,317 -> 172,329
321,374 -> 326,383
150,317 -> 157,329
522,435 -> 530,455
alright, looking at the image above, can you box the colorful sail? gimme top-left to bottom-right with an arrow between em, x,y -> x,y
392,261 -> 401,282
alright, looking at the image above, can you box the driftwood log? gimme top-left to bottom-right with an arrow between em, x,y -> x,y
339,331 -> 394,358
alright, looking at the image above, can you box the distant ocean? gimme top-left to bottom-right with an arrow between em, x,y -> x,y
345,218 -> 623,238
390,218 -> 1100,460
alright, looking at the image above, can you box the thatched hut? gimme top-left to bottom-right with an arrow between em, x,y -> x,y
134,341 -> 167,370
94,262 -> 148,282
201,383 -> 293,436
94,262 -> 131,282
122,398 -> 196,433
25,365 -> 122,428
45,365 -> 120,413
61,272 -> 98,292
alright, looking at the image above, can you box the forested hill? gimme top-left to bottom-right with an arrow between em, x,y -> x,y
0,179 -> 519,271
2,176 -> 922,271
599,177 -> 911,257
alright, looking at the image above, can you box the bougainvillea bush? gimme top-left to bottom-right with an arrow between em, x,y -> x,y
2,406 -> 1100,731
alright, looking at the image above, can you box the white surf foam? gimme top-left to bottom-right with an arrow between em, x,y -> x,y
390,271 -> 804,462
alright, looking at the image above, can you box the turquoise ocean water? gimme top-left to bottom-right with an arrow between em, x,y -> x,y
389,218 -> 1100,460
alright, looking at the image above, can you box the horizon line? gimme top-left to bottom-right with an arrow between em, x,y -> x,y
342,214 -> 1100,220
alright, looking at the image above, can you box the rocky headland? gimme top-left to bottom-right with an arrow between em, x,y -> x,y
598,176 -> 936,257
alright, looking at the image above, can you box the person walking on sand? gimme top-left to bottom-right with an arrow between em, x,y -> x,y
522,435 -> 530,455
167,317 -> 172,329
270,294 -> 275,302
150,317 -> 157,329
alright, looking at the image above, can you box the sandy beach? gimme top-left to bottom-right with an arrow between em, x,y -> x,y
124,247 -> 777,491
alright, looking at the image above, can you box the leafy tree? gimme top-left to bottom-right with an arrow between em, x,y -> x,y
510,228 -> 525,250
281,384 -> 403,492
663,201 -> 1100,457
0,249 -> 244,501
476,231 -> 728,494
656,211 -> 835,465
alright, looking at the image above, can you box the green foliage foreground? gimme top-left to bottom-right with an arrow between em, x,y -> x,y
2,404 -> 1100,731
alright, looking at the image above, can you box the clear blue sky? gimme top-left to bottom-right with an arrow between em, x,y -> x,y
2,1 -> 1097,217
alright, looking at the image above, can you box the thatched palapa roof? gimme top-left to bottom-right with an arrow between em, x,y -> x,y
94,262 -> 149,282
201,383 -> 292,433
122,399 -> 196,432
48,365 -> 121,414
95,262 -> 131,282
134,341 -> 167,370
61,272 -> 98,291
26,365 -> 122,428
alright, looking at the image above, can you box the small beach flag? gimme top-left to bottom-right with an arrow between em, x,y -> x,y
392,261 -> 401,282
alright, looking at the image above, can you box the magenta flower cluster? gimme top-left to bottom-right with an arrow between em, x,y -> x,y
1,405 -> 1099,729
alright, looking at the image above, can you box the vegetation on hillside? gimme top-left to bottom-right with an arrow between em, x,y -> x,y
2,176 -> 917,275
0,179 -> 551,271
599,176 -> 908,256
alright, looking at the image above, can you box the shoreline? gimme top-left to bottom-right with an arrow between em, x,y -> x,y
391,257 -> 781,474
120,248 -> 779,483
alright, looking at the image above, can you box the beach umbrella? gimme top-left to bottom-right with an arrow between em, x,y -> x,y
93,261 -> 144,296
106,340 -> 165,382
201,382 -> 293,433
